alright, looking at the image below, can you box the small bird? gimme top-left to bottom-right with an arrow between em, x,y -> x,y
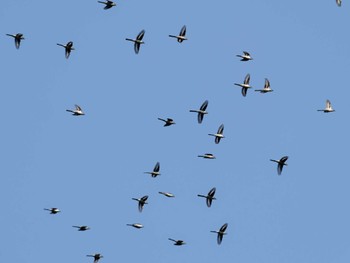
144,162 -> 161,177
86,254 -> 103,263
255,78 -> 273,93
72,225 -> 90,231
126,30 -> 145,54
44,208 -> 61,214
169,25 -> 187,43
57,41 -> 74,59
66,104 -> 85,116
189,100 -> 209,124
208,124 -> 225,144
317,99 -> 335,113
234,73 -> 252,97
159,191 -> 175,197
270,156 -> 288,175
158,118 -> 176,127
197,153 -> 216,159
6,33 -> 25,49
336,0 -> 342,6
236,51 -> 253,61
168,238 -> 186,246
132,195 -> 148,212
97,0 -> 116,9
198,187 -> 216,207
127,223 -> 144,229
211,223 -> 228,245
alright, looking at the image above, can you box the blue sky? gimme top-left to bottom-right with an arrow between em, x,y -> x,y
1,1 -> 349,262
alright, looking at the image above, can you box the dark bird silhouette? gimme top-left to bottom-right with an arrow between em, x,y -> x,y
197,153 -> 216,159
6,33 -> 24,49
270,156 -> 288,175
211,223 -> 228,245
72,225 -> 90,231
189,100 -> 208,124
255,78 -> 273,93
144,162 -> 161,177
126,30 -> 145,54
317,99 -> 335,113
44,208 -> 61,214
208,124 -> 224,144
57,41 -> 74,58
236,51 -> 252,61
198,187 -> 216,207
168,238 -> 186,246
159,191 -> 175,197
66,104 -> 84,116
158,118 -> 175,127
132,195 -> 148,212
234,73 -> 252,97
127,223 -> 144,229
86,254 -> 103,263
98,0 -> 116,9
169,25 -> 187,43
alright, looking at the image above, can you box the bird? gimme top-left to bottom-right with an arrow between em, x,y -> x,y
336,0 -> 342,6
86,254 -> 103,263
270,156 -> 288,175
168,238 -> 186,246
169,25 -> 187,43
66,104 -> 85,116
317,99 -> 335,113
44,208 -> 60,214
189,100 -> 208,124
132,195 -> 148,212
255,78 -> 273,93
144,162 -> 161,177
159,191 -> 175,197
72,225 -> 90,231
211,223 -> 228,245
127,223 -> 144,229
234,73 -> 252,97
126,30 -> 145,54
208,124 -> 225,144
6,33 -> 25,49
197,153 -> 216,159
236,51 -> 252,61
158,118 -> 176,127
97,0 -> 116,9
57,41 -> 74,59
198,187 -> 216,207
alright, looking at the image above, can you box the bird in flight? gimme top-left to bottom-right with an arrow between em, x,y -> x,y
66,104 -> 85,116
197,153 -> 216,159
159,192 -> 175,197
144,162 -> 161,177
87,254 -> 103,263
208,124 -> 225,144
336,0 -> 342,6
57,41 -> 74,59
270,156 -> 288,175
211,223 -> 228,245
132,195 -> 148,212
6,33 -> 25,49
169,25 -> 187,43
158,118 -> 175,127
255,78 -> 273,93
126,30 -> 145,54
72,225 -> 90,231
236,51 -> 253,61
234,73 -> 252,97
127,223 -> 144,229
189,100 -> 208,124
98,0 -> 116,9
198,187 -> 216,207
317,99 -> 335,113
168,238 -> 186,246
44,208 -> 61,214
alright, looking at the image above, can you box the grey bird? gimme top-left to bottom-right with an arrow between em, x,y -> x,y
98,0 -> 116,9
132,195 -> 148,212
189,100 -> 208,124
211,223 -> 228,245
336,0 -> 342,6
317,99 -> 335,113
169,25 -> 187,43
158,118 -> 175,127
72,225 -> 90,231
144,162 -> 161,177
6,33 -> 25,49
234,73 -> 252,97
57,41 -> 74,59
270,156 -> 288,175
236,51 -> 252,61
159,191 -> 175,197
197,153 -> 216,159
198,187 -> 216,207
86,254 -> 103,263
168,238 -> 186,246
255,78 -> 273,93
44,208 -> 61,214
127,223 -> 144,229
208,124 -> 225,144
126,30 -> 145,54
66,104 -> 84,116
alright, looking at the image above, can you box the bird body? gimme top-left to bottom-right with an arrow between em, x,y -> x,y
126,30 -> 145,54
158,118 -> 175,126
87,254 -> 103,263
57,41 -> 74,58
169,25 -> 187,43
98,0 -> 116,9
270,156 -> 288,175
168,238 -> 186,245
159,191 -> 175,197
198,187 -> 216,207
189,100 -> 208,123
317,99 -> 335,113
144,162 -> 161,177
72,225 -> 90,231
255,78 -> 273,93
236,51 -> 252,61
197,153 -> 216,159
208,124 -> 225,144
132,195 -> 148,212
234,73 -> 252,97
211,223 -> 228,245
127,223 -> 144,229
6,33 -> 24,49
66,104 -> 84,116
44,208 -> 61,214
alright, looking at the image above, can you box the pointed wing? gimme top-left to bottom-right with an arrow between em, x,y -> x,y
208,187 -> 216,197
198,113 -> 204,123
215,137 -> 221,144
280,156 -> 288,163
75,105 -> 82,111
180,25 -> 186,37
65,49 -> 71,58
264,78 -> 270,89
217,124 -> 224,134
200,100 -> 208,111
326,99 -> 331,109
244,73 -> 250,85
217,233 -> 223,244
15,38 -> 20,49
134,42 -> 140,54
241,87 -> 247,97
141,195 -> 149,202
243,51 -> 250,56
137,30 -> 145,41
277,163 -> 283,175
154,162 -> 160,172
206,197 -> 212,207
167,118 -> 174,122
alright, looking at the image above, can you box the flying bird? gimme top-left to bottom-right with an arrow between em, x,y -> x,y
132,195 -> 148,212
198,187 -> 216,207
97,0 -> 116,9
144,162 -> 161,177
255,78 -> 273,93
159,192 -> 175,197
211,223 -> 228,245
57,41 -> 74,58
234,73 -> 252,97
127,223 -> 144,229
86,254 -> 103,263
197,153 -> 216,159
208,124 -> 225,144
270,156 -> 288,175
126,30 -> 145,54
168,238 -> 186,246
189,100 -> 208,124
169,25 -> 187,43
317,99 -> 335,113
158,118 -> 176,127
66,104 -> 85,116
236,51 -> 252,61
6,33 -> 24,49
336,0 -> 342,6
44,208 -> 61,214
72,225 -> 90,231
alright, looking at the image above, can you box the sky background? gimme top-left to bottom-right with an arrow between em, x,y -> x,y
1,1 -> 349,262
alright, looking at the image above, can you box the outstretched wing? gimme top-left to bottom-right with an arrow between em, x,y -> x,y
200,100 -> 208,111
264,78 -> 270,89
220,223 -> 228,232
241,87 -> 247,97
244,73 -> 250,85
154,162 -> 160,172
137,30 -> 145,41
198,113 -> 204,124
217,124 -> 224,134
134,42 -> 140,54
208,187 -> 216,197
180,25 -> 186,37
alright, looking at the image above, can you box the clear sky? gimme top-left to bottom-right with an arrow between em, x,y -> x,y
1,1 -> 349,262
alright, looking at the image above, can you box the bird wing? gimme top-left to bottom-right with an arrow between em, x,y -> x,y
326,100 -> 331,109
200,100 -> 208,111
218,124 -> 224,134
180,25 -> 186,37
206,197 -> 212,207
264,78 -> 270,89
15,38 -> 20,49
137,30 -> 145,41
217,233 -> 223,244
241,87 -> 247,97
220,223 -> 228,232
134,42 -> 140,54
154,162 -> 160,172
75,105 -> 82,111
198,113 -> 204,123
244,73 -> 250,84
208,187 -> 216,197
215,137 -> 221,144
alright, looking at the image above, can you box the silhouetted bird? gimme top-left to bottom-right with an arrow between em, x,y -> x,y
208,124 -> 224,144
72,225 -> 90,231
234,73 -> 252,97
317,99 -> 335,113
189,100 -> 208,124
236,51 -> 252,61
336,0 -> 342,6
66,104 -> 84,116
158,118 -> 175,127
159,191 -> 175,197
168,238 -> 186,246
270,156 -> 288,175
57,41 -> 74,59
211,223 -> 228,245
127,223 -> 144,229
144,162 -> 161,177
198,187 -> 216,207
132,195 -> 148,212
6,33 -> 24,49
98,0 -> 116,9
44,208 -> 60,214
197,153 -> 216,159
169,25 -> 187,43
86,254 -> 103,263
126,30 -> 145,54
255,78 -> 273,93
